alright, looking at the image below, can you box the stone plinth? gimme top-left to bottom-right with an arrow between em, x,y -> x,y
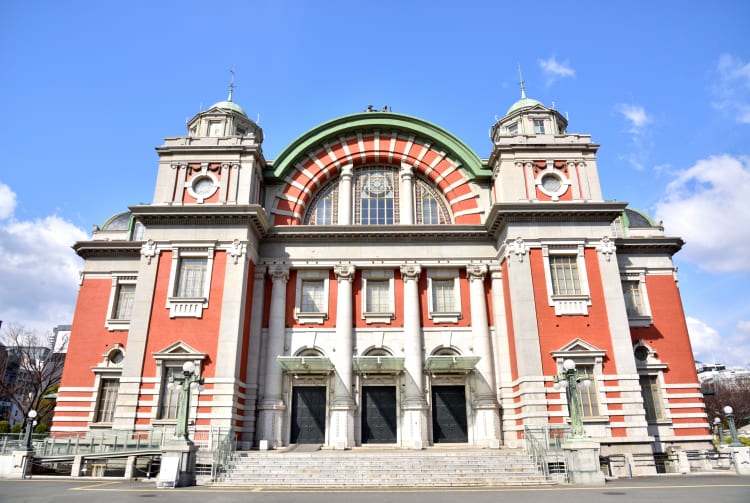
562,438 -> 606,486
157,441 -> 198,488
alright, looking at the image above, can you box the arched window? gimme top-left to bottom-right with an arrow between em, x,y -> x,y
304,183 -> 338,225
355,168 -> 398,225
415,178 -> 450,224
302,166 -> 451,226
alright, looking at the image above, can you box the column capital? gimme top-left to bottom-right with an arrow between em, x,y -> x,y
268,264 -> 290,283
466,264 -> 488,281
340,163 -> 354,179
333,263 -> 355,282
400,264 -> 422,281
400,162 -> 414,179
488,264 -> 503,280
253,264 -> 268,280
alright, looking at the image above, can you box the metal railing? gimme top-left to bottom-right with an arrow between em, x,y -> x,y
523,425 -> 570,480
0,433 -> 49,454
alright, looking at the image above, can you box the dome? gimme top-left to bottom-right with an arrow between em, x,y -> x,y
506,97 -> 543,116
622,208 -> 657,228
210,100 -> 247,118
101,211 -> 132,231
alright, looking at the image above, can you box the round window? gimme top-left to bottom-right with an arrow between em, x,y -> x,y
541,174 -> 562,193
109,350 -> 124,365
634,346 -> 649,362
192,177 -> 215,196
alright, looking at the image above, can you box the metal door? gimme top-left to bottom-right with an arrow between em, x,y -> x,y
361,386 -> 397,443
432,385 -> 468,443
290,386 -> 326,444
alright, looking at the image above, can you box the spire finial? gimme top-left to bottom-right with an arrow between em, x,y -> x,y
517,63 -> 527,100
228,66 -> 236,102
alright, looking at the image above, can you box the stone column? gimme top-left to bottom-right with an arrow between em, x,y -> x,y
245,265 -> 267,447
489,265 -> 513,443
338,164 -> 354,225
400,163 -> 415,224
330,264 -> 356,449
400,264 -> 428,449
257,264 -> 289,448
466,264 -> 501,448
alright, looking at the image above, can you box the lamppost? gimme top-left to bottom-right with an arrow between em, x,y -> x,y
723,405 -> 743,447
23,410 -> 37,450
714,416 -> 723,446
167,361 -> 204,443
553,359 -> 592,438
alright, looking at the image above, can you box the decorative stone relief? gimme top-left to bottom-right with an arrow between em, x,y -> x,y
505,237 -> 526,263
229,239 -> 246,265
596,236 -> 616,262
141,239 -> 157,264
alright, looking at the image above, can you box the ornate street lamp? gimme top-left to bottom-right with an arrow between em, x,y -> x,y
553,359 -> 592,438
167,361 -> 204,442
723,405 -> 743,447
714,416 -> 723,446
23,410 -> 38,449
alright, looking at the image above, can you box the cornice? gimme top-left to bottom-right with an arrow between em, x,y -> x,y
614,237 -> 684,255
129,204 -> 270,238
486,201 -> 628,237
73,241 -> 143,259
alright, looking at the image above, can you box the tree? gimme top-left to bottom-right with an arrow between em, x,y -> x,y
0,323 -> 65,429
703,378 -> 750,430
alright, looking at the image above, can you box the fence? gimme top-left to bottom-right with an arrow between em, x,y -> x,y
523,425 -> 570,480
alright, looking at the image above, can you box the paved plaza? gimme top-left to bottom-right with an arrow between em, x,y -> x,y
1,475 -> 749,503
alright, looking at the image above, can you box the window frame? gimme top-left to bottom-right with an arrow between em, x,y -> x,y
551,340 -> 607,422
151,342 -> 207,426
89,345 -> 125,428
166,244 -> 215,318
361,270 -> 395,324
426,269 -> 461,323
621,271 -> 653,327
94,377 -> 120,424
639,373 -> 668,423
294,269 -> 330,324
355,168 -> 399,225
105,275 -> 137,331
542,244 -> 591,316
533,119 -> 546,134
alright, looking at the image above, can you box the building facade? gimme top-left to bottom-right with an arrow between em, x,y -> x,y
51,90 -> 711,465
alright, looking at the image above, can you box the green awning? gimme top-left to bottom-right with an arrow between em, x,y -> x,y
353,356 -> 405,374
277,356 -> 334,374
424,355 -> 480,373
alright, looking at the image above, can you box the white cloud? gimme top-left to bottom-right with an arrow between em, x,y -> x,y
712,54 -> 750,124
538,56 -> 575,87
654,154 -> 750,273
738,320 -> 750,331
0,184 -> 87,335
687,317 -> 723,364
0,182 -> 16,220
615,104 -> 653,170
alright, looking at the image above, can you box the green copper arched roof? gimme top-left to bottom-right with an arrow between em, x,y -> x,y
267,112 -> 488,180
210,100 -> 248,117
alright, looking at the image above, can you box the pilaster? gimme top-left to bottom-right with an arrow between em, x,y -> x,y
331,263 -> 356,449
400,264 -> 428,448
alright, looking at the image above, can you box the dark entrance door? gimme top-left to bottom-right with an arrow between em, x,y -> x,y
361,386 -> 397,443
432,385 -> 468,443
290,386 -> 326,444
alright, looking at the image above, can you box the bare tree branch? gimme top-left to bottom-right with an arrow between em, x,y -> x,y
0,323 -> 65,427
703,378 -> 750,429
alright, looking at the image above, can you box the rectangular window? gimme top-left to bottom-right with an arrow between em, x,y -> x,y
576,365 -> 600,417
159,367 -> 183,420
431,279 -> 456,313
176,258 -> 207,298
113,284 -> 135,320
623,280 -> 647,317
550,255 -> 582,296
366,279 -> 390,313
533,119 -> 546,134
639,375 -> 666,422
300,279 -> 325,313
208,121 -> 223,137
507,122 -> 518,135
94,378 -> 119,423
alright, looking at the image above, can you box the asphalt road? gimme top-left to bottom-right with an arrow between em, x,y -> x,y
1,475 -> 749,503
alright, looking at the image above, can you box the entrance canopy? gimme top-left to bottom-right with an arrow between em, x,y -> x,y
277,356 -> 334,374
424,355 -> 480,374
353,356 -> 405,374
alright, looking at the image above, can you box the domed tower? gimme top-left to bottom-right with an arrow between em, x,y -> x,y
151,83 -> 265,206
488,78 -> 603,203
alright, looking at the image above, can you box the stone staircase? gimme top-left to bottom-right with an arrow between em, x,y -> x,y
206,447 -> 554,488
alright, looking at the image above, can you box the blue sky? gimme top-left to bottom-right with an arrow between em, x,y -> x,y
1,1 -> 748,365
